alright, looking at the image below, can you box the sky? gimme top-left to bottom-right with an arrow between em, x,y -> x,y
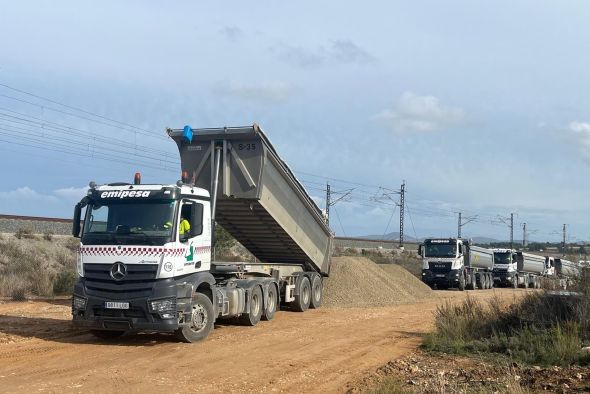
0,1 -> 589,242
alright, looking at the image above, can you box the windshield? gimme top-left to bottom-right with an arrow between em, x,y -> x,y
494,252 -> 512,264
425,243 -> 457,258
82,200 -> 176,245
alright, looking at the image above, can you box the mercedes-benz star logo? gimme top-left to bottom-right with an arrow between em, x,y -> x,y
110,262 -> 127,281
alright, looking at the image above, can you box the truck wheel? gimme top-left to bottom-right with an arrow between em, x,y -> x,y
458,273 -> 466,291
262,284 -> 278,321
477,274 -> 485,290
239,286 -> 263,326
293,276 -> 311,312
176,292 -> 214,343
487,274 -> 493,289
310,275 -> 323,308
467,273 -> 475,290
513,276 -> 518,289
90,330 -> 125,340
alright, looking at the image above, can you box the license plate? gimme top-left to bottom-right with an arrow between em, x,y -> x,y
436,274 -> 446,278
105,302 -> 129,309
494,277 -> 500,280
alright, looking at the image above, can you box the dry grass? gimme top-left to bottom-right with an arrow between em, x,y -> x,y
423,279 -> 590,366
0,234 -> 77,299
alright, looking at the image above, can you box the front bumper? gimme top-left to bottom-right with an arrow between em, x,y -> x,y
422,269 -> 462,286
492,271 -> 515,285
72,278 -> 183,332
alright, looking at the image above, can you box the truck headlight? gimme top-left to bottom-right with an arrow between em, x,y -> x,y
149,298 -> 177,315
72,296 -> 87,311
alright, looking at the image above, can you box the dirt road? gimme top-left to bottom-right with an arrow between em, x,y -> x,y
0,289 -> 529,393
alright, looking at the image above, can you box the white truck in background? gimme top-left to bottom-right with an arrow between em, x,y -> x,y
71,125 -> 333,342
492,249 -> 545,288
419,238 -> 494,290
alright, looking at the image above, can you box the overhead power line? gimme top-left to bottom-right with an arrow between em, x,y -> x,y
0,82 -> 165,138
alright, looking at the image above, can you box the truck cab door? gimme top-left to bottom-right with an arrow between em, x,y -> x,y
178,200 -> 211,271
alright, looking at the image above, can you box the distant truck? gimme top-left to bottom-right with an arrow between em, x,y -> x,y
514,251 -> 545,288
419,238 -> 494,290
71,125 -> 333,342
553,258 -> 579,289
492,249 -> 545,288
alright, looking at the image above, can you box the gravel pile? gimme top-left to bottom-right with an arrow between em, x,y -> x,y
323,256 -> 432,308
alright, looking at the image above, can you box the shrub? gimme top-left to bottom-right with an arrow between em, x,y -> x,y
368,377 -> 405,394
64,237 -> 81,252
15,227 -> 36,240
423,285 -> 590,366
53,269 -> 77,295
0,274 -> 29,301
28,263 -> 55,297
42,231 -> 53,241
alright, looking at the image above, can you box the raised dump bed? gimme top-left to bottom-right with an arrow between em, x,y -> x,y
168,124 -> 333,275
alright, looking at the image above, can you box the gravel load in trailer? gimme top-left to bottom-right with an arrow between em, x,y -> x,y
168,124 -> 333,275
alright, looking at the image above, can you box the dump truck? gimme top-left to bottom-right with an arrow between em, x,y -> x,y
513,251 -> 545,288
492,248 -> 518,288
419,238 -> 494,290
71,124 -> 333,342
554,258 -> 579,278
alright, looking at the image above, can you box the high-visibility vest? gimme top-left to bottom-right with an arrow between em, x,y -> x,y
179,219 -> 191,235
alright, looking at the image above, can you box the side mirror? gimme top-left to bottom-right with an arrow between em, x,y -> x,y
418,245 -> 423,256
72,203 -> 82,238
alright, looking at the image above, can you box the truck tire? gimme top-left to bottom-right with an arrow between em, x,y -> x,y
513,276 -> 518,289
467,273 -> 476,290
477,274 -> 485,290
262,284 -> 278,321
293,276 -> 311,312
90,330 -> 125,340
458,273 -> 466,291
487,274 -> 493,289
239,285 -> 263,326
310,275 -> 323,308
176,292 -> 215,343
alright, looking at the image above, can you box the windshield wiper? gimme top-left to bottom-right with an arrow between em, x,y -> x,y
83,231 -> 121,245
128,231 -> 155,245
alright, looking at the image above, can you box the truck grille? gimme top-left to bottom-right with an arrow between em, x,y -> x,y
83,263 -> 158,299
429,262 -> 452,272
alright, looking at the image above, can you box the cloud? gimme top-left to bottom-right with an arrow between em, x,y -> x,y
373,92 -> 466,132
270,40 -> 375,68
566,121 -> 590,158
0,186 -> 89,216
271,45 -> 326,68
213,81 -> 294,102
0,186 -> 59,203
53,186 -> 88,201
331,40 -> 375,64
220,26 -> 243,42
